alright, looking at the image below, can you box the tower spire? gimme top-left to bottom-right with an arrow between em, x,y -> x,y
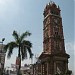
49,0 -> 54,4
50,0 -> 52,3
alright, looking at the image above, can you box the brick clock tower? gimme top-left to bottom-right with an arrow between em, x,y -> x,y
43,3 -> 65,54
36,2 -> 71,75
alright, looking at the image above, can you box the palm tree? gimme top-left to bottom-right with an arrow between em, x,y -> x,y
4,30 -> 33,75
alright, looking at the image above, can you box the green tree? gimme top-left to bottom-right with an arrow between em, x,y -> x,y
4,30 -> 33,75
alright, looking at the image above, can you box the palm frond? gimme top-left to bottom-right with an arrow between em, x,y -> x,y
7,45 -> 13,58
20,31 -> 31,42
22,40 -> 32,48
4,43 -> 9,52
4,42 -> 18,58
21,45 -> 27,60
5,30 -> 33,63
12,30 -> 19,42
27,47 -> 33,58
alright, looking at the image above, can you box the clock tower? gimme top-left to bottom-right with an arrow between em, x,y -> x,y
36,2 -> 70,75
43,2 -> 65,54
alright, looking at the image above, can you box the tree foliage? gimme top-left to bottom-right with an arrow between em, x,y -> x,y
4,30 -> 33,60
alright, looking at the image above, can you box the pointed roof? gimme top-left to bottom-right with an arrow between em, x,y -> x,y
44,1 -> 57,11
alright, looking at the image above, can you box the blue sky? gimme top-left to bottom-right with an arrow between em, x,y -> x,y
0,0 -> 74,74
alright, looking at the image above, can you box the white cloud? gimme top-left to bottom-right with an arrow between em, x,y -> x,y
0,0 -> 8,5
0,0 -> 14,7
65,42 -> 74,54
0,0 -> 19,18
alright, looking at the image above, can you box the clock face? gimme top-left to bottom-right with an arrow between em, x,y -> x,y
54,19 -> 58,24
53,17 -> 61,25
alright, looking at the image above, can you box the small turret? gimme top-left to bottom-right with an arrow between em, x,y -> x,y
43,1 -> 61,18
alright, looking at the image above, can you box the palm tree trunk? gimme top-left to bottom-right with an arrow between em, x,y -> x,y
17,45 -> 21,75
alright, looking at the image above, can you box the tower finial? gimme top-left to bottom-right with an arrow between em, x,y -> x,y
49,0 -> 55,5
50,0 -> 53,4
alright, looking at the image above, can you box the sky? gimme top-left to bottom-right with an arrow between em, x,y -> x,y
0,0 -> 74,74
